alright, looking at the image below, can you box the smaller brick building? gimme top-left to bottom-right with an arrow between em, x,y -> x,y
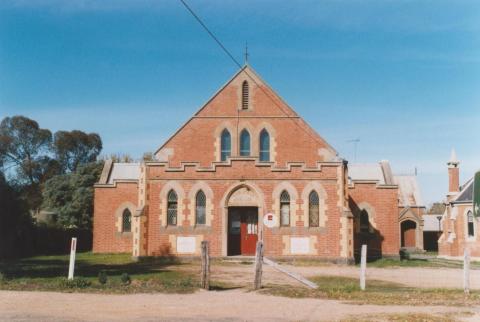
348,161 -> 426,259
93,65 -> 426,261
438,150 -> 479,259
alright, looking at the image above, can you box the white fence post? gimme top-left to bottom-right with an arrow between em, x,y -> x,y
464,248 -> 470,294
68,237 -> 77,280
360,244 -> 367,291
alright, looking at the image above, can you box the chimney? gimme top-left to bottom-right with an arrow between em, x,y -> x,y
447,149 -> 460,194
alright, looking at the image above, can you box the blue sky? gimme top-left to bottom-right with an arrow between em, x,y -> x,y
1,0 -> 479,205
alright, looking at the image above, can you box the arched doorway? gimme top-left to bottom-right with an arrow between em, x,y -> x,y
225,185 -> 260,256
401,220 -> 417,248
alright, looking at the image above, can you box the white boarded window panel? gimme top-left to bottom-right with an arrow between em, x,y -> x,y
177,237 -> 196,254
290,237 -> 310,254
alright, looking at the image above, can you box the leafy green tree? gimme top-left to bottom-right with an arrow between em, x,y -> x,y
0,172 -> 33,259
0,116 -> 55,185
54,130 -> 102,173
42,162 -> 103,229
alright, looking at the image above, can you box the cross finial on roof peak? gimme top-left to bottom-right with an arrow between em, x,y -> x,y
244,42 -> 249,65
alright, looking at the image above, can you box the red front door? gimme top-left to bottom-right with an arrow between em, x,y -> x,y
228,207 -> 258,256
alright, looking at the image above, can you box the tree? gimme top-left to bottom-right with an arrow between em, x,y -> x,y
0,172 -> 33,259
42,161 -> 104,229
100,153 -> 134,163
142,152 -> 154,161
54,130 -> 102,173
0,116 -> 54,185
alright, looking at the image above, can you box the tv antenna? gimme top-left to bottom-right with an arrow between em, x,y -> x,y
347,138 -> 360,162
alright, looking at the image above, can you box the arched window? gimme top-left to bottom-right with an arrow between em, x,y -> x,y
467,211 -> 475,237
167,190 -> 178,226
259,129 -> 270,162
240,129 -> 250,156
196,190 -> 206,225
122,209 -> 132,232
220,129 -> 231,161
308,191 -> 319,227
280,190 -> 290,227
360,210 -> 370,233
242,80 -> 249,109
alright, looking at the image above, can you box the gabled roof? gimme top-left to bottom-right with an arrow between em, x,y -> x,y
348,163 -> 386,184
154,64 -> 337,157
452,177 -> 473,203
394,175 -> 425,207
107,163 -> 140,184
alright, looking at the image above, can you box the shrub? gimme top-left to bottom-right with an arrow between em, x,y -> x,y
399,248 -> 410,260
0,272 -> 5,283
120,273 -> 131,285
59,277 -> 91,289
98,271 -> 108,285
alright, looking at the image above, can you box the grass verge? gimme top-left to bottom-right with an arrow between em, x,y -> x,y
260,275 -> 480,306
0,252 -> 199,293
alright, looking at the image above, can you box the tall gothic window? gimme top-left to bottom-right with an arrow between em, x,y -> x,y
360,210 -> 370,233
167,190 -> 178,226
196,190 -> 206,225
220,129 -> 231,161
122,209 -> 132,232
242,80 -> 249,109
259,129 -> 270,162
240,129 -> 250,156
308,191 -> 319,227
280,190 -> 290,227
467,211 -> 475,237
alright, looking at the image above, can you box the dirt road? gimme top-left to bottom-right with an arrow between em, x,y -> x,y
209,261 -> 480,289
0,290 -> 476,322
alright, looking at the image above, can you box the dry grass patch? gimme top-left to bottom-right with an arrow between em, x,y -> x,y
260,276 -> 480,306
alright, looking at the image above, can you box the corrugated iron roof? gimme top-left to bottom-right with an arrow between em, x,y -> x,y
423,214 -> 443,232
348,163 -> 386,184
107,163 -> 140,184
394,175 -> 425,207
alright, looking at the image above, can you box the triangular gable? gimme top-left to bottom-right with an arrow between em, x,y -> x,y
155,65 -> 337,157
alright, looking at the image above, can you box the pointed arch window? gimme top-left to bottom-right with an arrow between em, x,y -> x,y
280,190 -> 290,227
240,129 -> 250,156
220,129 -> 231,161
259,129 -> 270,162
467,211 -> 475,237
122,209 -> 132,232
196,190 -> 206,225
308,191 -> 319,227
167,190 -> 178,226
242,80 -> 249,109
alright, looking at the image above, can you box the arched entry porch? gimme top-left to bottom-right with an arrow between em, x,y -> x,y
399,207 -> 424,250
401,220 -> 417,248
221,183 -> 264,256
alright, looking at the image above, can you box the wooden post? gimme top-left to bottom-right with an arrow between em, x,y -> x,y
360,244 -> 367,291
200,241 -> 210,290
68,237 -> 77,280
464,248 -> 470,295
254,241 -> 264,290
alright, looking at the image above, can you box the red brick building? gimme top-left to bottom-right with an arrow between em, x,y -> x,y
93,65 -> 422,261
438,150 -> 479,259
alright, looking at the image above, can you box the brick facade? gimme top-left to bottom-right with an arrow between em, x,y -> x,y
438,152 -> 479,259
93,65 -> 408,261
348,182 -> 399,258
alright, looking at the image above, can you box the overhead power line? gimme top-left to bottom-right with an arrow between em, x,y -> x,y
178,0 -> 334,154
